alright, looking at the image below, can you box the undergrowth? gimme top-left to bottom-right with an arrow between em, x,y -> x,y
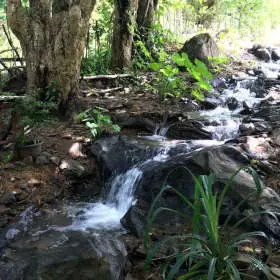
145,167 -> 274,280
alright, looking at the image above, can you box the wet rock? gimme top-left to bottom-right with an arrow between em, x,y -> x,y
180,33 -> 220,65
255,48 -> 271,62
249,45 -> 271,62
271,48 -> 280,61
91,136 -> 158,177
239,123 -> 255,136
226,97 -> 239,110
120,117 -> 156,133
121,200 -> 149,237
201,97 -> 219,110
121,144 -> 280,238
166,122 -> 212,140
254,121 -> 272,134
0,235 -> 112,280
212,78 -> 227,90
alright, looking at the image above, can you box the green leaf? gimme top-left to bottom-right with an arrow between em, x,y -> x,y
192,89 -> 205,101
149,62 -> 161,71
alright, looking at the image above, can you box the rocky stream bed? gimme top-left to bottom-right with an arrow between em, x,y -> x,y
1,52 -> 280,279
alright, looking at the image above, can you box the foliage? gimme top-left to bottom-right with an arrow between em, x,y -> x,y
0,151 -> 13,164
149,52 -> 213,100
81,49 -> 111,76
16,95 -> 58,127
145,167 -> 273,279
159,0 -> 280,43
81,0 -> 113,75
208,56 -> 230,73
133,23 -> 178,70
77,108 -> 120,138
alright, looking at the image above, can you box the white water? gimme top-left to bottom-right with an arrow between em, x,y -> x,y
67,168 -> 143,231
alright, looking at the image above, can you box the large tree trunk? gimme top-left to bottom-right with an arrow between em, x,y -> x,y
137,0 -> 158,32
111,0 -> 138,69
7,0 -> 96,112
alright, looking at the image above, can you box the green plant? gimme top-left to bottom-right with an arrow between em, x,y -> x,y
208,56 -> 230,73
0,151 -> 13,164
145,167 -> 273,280
15,95 -> 58,127
149,52 -> 213,101
77,108 -> 120,138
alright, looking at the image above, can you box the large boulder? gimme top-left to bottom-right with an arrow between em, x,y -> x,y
180,33 -> 220,64
0,211 -> 127,280
121,144 -> 280,239
248,45 -> 271,62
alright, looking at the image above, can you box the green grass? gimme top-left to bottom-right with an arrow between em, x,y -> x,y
145,167 -> 274,280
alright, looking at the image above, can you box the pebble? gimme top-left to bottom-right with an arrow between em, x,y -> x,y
50,156 -> 60,166
27,178 -> 41,187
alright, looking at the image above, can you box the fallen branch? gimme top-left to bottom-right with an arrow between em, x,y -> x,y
83,87 -> 123,96
0,95 -> 25,102
2,24 -> 23,66
81,73 -> 133,80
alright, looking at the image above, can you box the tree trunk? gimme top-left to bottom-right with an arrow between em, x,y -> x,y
137,0 -> 158,32
7,0 -> 96,112
111,0 -> 138,69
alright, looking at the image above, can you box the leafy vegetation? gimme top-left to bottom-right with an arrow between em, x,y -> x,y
149,52 -> 213,100
77,108 -> 120,138
145,167 -> 273,279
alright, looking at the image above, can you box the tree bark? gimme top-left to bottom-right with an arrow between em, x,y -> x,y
137,0 -> 158,32
111,0 -> 139,69
7,0 -> 96,112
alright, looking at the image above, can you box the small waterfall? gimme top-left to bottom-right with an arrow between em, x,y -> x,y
67,168 -> 142,231
66,145 -> 173,231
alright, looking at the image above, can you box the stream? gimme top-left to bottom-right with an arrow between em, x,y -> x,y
1,60 -> 280,279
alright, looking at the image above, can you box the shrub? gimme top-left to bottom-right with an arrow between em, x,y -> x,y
149,52 -> 213,101
77,108 -> 120,138
145,167 -> 273,280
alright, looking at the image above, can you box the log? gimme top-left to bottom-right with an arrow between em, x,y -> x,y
81,74 -> 133,80
0,95 -> 25,102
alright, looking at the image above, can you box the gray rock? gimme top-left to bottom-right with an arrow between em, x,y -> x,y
226,97 -> 239,110
239,123 -> 255,136
120,143 -> 280,238
166,122 -> 212,140
254,48 -> 271,62
59,159 -> 89,179
201,97 -> 219,110
249,45 -> 271,62
0,192 -> 17,205
271,48 -> 280,61
35,155 -> 50,166
50,156 -> 60,166
180,33 -> 220,64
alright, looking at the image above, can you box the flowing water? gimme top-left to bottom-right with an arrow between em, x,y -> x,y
2,59 -> 280,279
